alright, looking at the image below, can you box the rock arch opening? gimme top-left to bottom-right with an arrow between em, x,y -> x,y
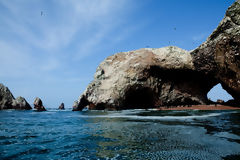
207,83 -> 233,103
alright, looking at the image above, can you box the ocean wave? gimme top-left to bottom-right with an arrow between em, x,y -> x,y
76,112 -> 223,120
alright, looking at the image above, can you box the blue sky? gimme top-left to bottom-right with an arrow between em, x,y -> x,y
0,0 -> 235,108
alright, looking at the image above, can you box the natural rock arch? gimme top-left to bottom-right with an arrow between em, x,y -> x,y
73,1 -> 240,111
191,0 -> 240,101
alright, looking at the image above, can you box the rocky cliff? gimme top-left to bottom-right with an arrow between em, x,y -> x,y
0,83 -> 32,110
191,0 -> 240,101
74,1 -> 240,111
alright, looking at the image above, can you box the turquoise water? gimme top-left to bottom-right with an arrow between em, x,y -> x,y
0,109 -> 240,159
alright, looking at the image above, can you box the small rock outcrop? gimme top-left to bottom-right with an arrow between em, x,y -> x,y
216,99 -> 225,104
74,1 -> 240,111
0,83 -> 15,109
12,96 -> 32,110
72,100 -> 80,111
0,83 -> 32,110
58,103 -> 65,110
33,97 -> 46,111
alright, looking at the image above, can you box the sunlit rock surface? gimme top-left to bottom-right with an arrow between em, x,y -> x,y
74,47 -> 212,110
12,96 -> 32,110
74,1 -> 240,110
0,83 -> 32,110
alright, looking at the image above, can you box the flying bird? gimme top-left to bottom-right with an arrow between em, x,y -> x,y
41,11 -> 43,16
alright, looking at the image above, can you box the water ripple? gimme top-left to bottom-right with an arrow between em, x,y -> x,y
0,110 -> 239,159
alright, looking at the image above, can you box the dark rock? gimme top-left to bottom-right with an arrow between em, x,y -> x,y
216,99 -> 225,104
72,100 -> 80,111
0,83 -> 15,110
12,96 -> 32,110
191,0 -> 240,101
33,97 -> 46,111
0,83 -> 32,110
224,99 -> 240,107
58,103 -> 65,110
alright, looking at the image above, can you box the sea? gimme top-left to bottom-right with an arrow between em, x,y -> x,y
0,109 -> 240,160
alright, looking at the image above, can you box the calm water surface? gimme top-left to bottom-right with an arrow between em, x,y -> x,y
0,109 -> 240,160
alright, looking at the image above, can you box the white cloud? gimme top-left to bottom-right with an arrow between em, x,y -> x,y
0,0 -> 130,52
0,0 -> 138,107
0,0 -> 133,77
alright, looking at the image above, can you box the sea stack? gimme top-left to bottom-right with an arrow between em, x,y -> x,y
72,100 -> 80,111
0,83 -> 32,110
12,96 -> 32,110
58,103 -> 65,110
74,1 -> 240,111
33,97 -> 46,111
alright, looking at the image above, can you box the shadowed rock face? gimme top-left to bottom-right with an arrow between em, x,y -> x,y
72,100 -> 81,111
0,83 -> 32,110
191,0 -> 240,101
58,103 -> 65,110
74,1 -> 240,111
0,83 -> 15,109
12,97 -> 32,110
34,97 -> 46,111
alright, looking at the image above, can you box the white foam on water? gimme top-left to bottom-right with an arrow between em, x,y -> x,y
77,112 -> 223,120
